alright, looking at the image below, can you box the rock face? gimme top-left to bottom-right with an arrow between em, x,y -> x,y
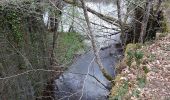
54,44 -> 123,100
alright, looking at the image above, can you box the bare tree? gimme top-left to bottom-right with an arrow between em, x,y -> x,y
49,0 -> 63,66
80,0 -> 113,81
139,0 -> 153,43
116,0 -> 126,46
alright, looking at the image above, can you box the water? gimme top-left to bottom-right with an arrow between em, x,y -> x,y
54,46 -> 123,100
44,1 -> 126,100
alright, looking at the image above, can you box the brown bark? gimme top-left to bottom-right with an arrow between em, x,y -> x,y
80,0 -> 113,81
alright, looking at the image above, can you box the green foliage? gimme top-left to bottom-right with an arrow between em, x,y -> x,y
134,51 -> 143,60
126,50 -> 134,67
137,76 -> 146,88
160,11 -> 169,33
9,12 -> 23,43
0,2 -> 50,99
135,43 -> 142,49
0,4 -> 23,44
142,66 -> 149,74
126,50 -> 144,67
56,32 -> 85,65
125,43 -> 143,67
110,81 -> 129,100
159,32 -> 169,38
132,89 -> 140,98
134,51 -> 144,65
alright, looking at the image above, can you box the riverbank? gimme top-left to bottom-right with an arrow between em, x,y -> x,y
109,33 -> 170,99
109,1 -> 170,99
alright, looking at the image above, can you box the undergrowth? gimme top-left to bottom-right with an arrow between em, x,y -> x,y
56,32 -> 85,65
110,43 -> 148,99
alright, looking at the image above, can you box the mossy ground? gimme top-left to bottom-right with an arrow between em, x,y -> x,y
55,32 -> 85,65
163,0 -> 170,33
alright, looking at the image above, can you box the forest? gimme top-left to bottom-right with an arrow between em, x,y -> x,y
0,0 -> 170,100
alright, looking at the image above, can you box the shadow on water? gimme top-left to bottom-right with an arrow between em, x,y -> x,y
54,43 -> 123,100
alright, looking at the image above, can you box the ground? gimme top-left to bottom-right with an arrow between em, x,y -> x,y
110,2 -> 170,99
139,34 -> 170,99
110,33 -> 170,100
138,2 -> 170,99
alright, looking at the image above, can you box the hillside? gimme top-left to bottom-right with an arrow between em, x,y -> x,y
110,1 -> 170,99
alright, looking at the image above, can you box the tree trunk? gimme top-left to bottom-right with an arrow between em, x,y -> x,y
155,0 -> 162,15
50,0 -> 63,66
139,0 -> 153,43
80,0 -> 113,81
116,0 -> 126,46
50,16 -> 60,65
